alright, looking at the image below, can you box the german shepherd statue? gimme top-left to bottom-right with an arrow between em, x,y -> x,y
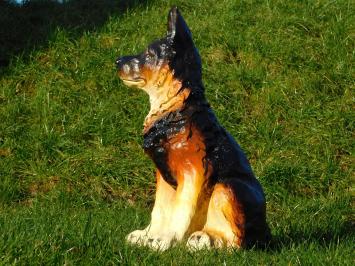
116,7 -> 270,251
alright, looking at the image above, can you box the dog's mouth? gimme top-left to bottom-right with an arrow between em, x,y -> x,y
121,78 -> 146,87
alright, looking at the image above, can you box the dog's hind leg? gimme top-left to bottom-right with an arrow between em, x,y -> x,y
126,170 -> 176,246
187,179 -> 269,250
187,182 -> 244,250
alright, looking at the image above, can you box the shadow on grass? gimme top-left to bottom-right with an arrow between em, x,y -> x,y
267,220 -> 354,251
0,0 -> 150,68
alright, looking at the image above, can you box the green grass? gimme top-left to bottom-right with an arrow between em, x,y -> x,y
0,0 -> 353,264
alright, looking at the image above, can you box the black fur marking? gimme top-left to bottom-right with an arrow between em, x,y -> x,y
167,8 -> 202,91
143,110 -> 187,187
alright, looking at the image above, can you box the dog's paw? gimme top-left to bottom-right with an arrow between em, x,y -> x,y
146,235 -> 175,251
186,231 -> 212,251
126,229 -> 149,246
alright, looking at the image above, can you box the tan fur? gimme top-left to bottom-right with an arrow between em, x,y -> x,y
118,63 -> 190,133
203,184 -> 245,248
142,64 -> 189,132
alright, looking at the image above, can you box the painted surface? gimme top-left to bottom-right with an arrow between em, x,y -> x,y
117,6 -> 270,251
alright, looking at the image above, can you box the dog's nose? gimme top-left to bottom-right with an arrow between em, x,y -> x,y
115,57 -> 123,68
115,56 -> 135,70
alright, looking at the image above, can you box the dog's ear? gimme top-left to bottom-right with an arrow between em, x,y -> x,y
167,6 -> 193,48
166,7 -> 202,86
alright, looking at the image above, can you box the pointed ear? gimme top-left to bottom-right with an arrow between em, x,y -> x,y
167,7 -> 193,47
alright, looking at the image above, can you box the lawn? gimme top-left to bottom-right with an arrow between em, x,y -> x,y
0,0 -> 353,265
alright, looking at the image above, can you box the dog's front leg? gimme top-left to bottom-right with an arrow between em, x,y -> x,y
146,168 -> 203,251
126,171 -> 176,246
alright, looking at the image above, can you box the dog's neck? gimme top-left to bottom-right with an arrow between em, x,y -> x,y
143,82 -> 190,133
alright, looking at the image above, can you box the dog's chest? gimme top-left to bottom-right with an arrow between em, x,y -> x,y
143,116 -> 186,153
143,114 -> 188,185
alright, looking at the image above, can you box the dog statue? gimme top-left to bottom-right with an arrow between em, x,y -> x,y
116,7 -> 270,251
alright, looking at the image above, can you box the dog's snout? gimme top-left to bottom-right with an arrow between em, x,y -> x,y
115,55 -> 138,70
116,56 -> 131,70
115,57 -> 124,69
116,57 -> 131,76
